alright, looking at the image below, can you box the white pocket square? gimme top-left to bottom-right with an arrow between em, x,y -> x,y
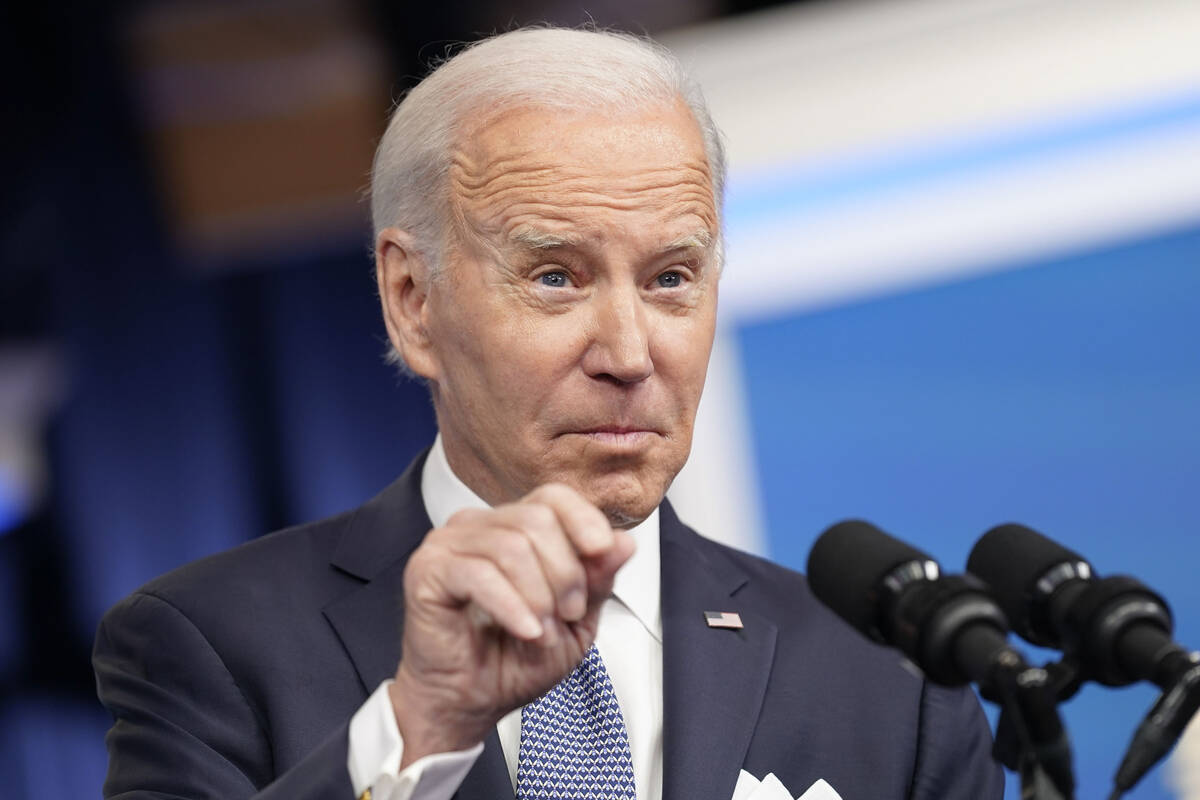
797,778 -> 841,800
732,769 -> 842,800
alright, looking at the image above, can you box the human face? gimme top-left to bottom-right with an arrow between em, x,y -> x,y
422,100 -> 719,526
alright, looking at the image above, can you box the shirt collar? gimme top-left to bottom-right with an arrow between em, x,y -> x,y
420,434 -> 661,641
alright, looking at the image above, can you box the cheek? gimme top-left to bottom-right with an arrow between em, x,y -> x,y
440,310 -> 587,406
652,317 -> 715,393
428,303 -> 513,411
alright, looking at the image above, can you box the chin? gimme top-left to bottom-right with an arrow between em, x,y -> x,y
537,438 -> 687,527
600,503 -> 653,530
580,468 -> 675,530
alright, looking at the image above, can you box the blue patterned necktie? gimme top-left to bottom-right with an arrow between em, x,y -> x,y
516,644 -> 638,800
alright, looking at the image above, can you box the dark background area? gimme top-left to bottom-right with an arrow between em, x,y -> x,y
0,0 -> 810,792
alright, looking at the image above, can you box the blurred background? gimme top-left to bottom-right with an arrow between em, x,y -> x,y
1,0 -> 1197,798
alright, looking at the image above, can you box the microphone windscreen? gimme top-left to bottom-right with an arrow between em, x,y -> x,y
966,523 -> 1088,640
807,519 -> 933,637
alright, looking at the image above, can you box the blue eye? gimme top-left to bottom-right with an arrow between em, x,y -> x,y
539,271 -> 569,288
657,271 -> 683,288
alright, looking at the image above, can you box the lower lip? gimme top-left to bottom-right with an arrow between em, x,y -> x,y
574,430 -> 656,447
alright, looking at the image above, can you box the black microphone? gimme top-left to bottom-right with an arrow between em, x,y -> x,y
808,520 -> 1075,799
968,523 -> 1200,796
967,523 -> 1194,690
808,519 -> 1017,687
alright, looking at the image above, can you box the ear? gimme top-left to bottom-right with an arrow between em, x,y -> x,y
376,227 -> 440,381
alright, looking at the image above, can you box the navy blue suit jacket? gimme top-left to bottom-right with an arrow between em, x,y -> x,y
95,450 -> 1003,799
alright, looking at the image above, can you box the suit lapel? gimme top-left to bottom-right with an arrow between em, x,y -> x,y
320,449 -> 515,800
322,453 -> 431,695
660,503 -> 777,800
323,556 -> 410,695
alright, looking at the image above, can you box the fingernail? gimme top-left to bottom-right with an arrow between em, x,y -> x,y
541,616 -> 557,641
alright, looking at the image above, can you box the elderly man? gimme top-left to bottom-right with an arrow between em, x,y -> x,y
95,27 -> 1002,800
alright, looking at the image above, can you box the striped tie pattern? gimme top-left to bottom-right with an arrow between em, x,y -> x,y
516,644 -> 637,800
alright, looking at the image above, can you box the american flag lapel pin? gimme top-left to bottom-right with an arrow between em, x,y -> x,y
704,610 -> 743,629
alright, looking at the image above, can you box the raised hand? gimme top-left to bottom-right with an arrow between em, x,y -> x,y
389,482 -> 636,766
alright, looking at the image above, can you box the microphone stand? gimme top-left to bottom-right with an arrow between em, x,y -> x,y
981,656 -> 1078,800
988,650 -> 1200,800
1110,652 -> 1200,799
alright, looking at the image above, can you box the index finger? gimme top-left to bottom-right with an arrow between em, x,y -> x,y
521,483 -> 614,557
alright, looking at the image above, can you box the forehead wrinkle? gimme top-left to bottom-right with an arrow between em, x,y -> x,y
449,145 -> 718,247
490,198 -> 716,246
452,126 -> 712,180
450,151 -> 561,192
490,194 -> 718,247
451,150 -> 713,205
462,184 -> 718,230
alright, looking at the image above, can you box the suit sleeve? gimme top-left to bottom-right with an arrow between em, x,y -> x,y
909,682 -> 1005,800
94,591 -> 355,800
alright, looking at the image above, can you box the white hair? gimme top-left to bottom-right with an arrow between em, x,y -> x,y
370,26 -> 727,274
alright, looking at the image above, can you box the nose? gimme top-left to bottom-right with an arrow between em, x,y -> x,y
582,284 -> 653,384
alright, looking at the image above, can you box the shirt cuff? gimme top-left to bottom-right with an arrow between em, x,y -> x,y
348,679 -> 485,800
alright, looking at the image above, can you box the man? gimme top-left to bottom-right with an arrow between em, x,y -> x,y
95,27 -> 1003,800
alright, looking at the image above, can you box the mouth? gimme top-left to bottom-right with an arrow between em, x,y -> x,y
569,426 -> 660,447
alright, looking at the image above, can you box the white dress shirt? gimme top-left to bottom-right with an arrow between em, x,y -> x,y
347,435 -> 664,800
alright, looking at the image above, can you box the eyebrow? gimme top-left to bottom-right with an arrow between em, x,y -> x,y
509,228 -> 582,250
663,230 -> 713,252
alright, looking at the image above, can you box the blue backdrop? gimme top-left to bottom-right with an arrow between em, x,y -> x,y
739,222 -> 1200,799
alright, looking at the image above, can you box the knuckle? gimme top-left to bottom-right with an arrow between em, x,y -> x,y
502,503 -> 552,537
462,558 -> 496,584
492,529 -> 535,567
404,543 -> 434,575
402,550 -> 442,603
521,503 -> 558,532
528,481 -> 573,505
414,530 -> 455,561
540,482 -> 577,502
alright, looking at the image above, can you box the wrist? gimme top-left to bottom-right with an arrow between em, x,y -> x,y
389,664 -> 493,768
